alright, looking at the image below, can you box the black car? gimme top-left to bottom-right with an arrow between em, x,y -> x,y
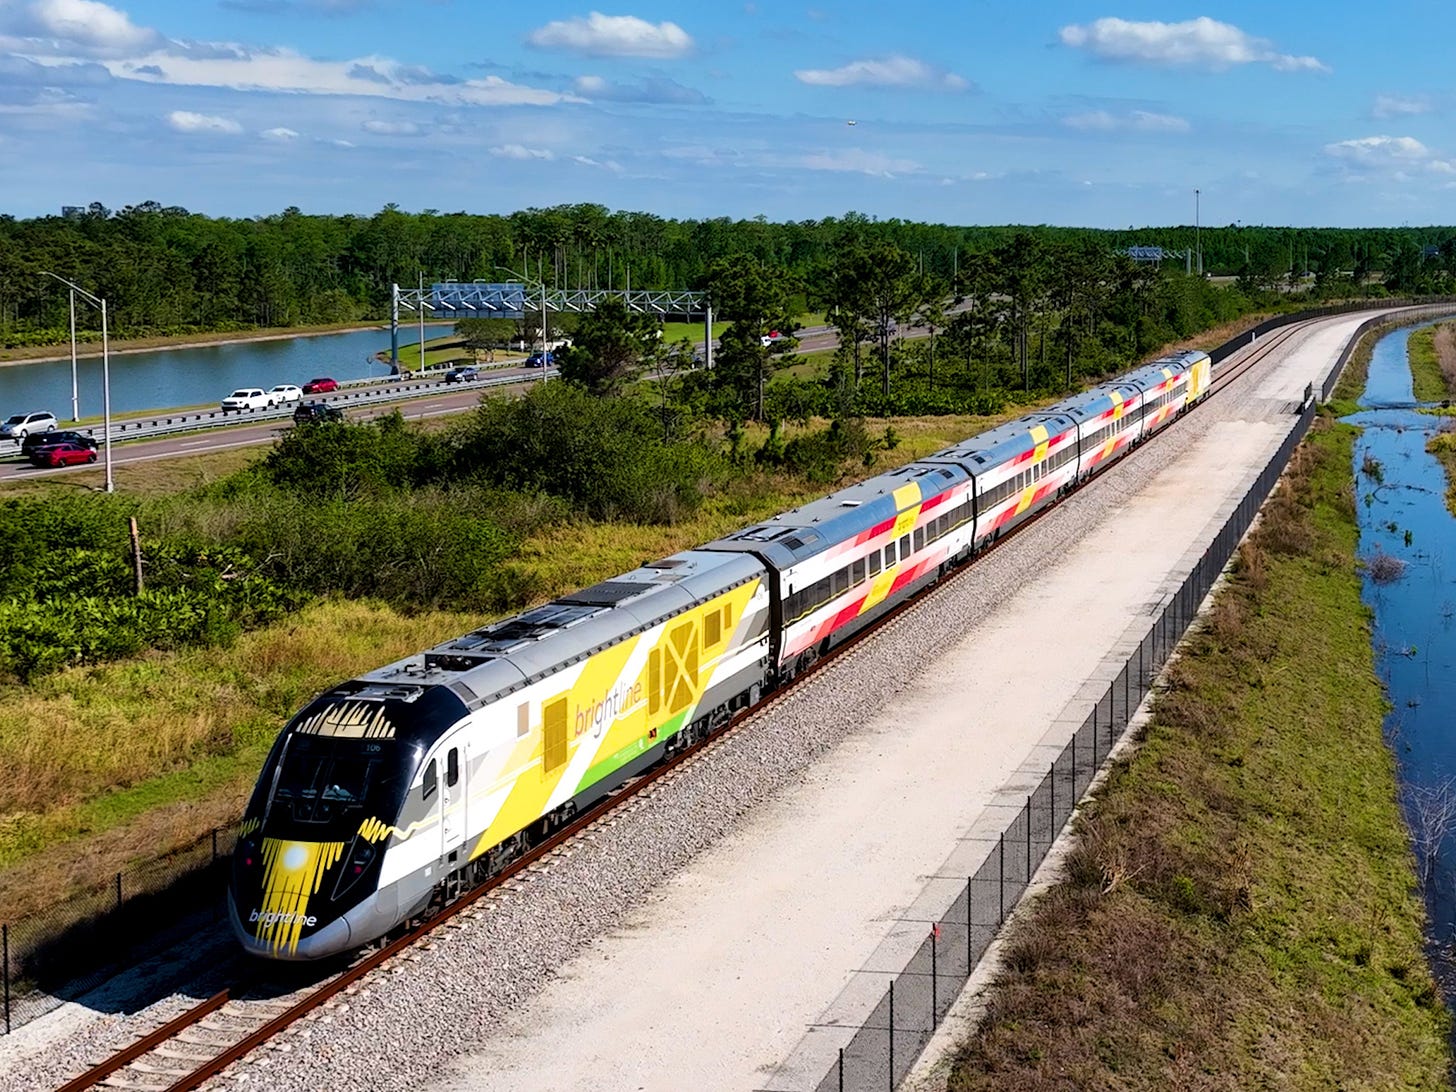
293,401 -> 345,425
20,429 -> 96,456
444,366 -> 479,383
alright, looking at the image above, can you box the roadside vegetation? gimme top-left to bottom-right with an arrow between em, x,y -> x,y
1411,322 -> 1456,403
947,418 -> 1451,1088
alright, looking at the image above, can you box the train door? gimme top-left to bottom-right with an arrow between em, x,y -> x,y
441,741 -> 466,863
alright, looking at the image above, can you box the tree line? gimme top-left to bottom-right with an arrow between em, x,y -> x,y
3,200 -> 1456,348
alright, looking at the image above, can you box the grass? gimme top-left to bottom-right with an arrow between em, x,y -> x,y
1410,323 -> 1456,404
947,418 -> 1450,1088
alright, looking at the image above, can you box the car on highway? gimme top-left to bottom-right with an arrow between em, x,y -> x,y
20,430 -> 96,457
293,400 -> 345,425
0,411 -> 58,442
760,330 -> 783,347
28,441 -> 96,468
269,384 -> 303,403
302,377 -> 339,394
524,351 -> 554,368
444,366 -> 480,383
220,388 -> 275,411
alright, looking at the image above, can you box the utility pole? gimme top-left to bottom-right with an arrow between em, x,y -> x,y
68,288 -> 78,421
1195,188 -> 1202,276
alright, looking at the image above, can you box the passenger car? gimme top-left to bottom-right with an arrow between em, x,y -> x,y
269,384 -> 303,403
0,411 -> 57,441
444,366 -> 479,383
21,430 -> 96,456
28,441 -> 96,468
221,389 -> 275,411
524,351 -> 554,368
293,401 -> 345,425
303,377 -> 339,394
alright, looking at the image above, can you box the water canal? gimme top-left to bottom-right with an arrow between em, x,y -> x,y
0,323 -> 453,421
1347,320 -> 1456,981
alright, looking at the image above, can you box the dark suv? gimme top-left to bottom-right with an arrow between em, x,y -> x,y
293,401 -> 345,425
21,429 -> 97,456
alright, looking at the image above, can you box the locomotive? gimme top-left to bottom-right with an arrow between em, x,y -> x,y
228,350 -> 1211,959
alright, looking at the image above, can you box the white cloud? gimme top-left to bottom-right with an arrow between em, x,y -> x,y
571,153 -> 623,172
98,48 -> 572,106
6,0 -> 160,56
361,118 -> 419,134
1324,135 -> 1456,177
572,73 -> 706,104
794,54 -> 969,91
1059,17 -> 1328,73
1063,108 -> 1189,133
1373,93 -> 1433,119
166,109 -> 241,134
489,143 -> 554,160
527,12 -> 692,58
260,125 -> 298,140
796,148 -> 919,177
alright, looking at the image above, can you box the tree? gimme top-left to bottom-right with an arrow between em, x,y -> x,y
555,297 -> 662,396
705,256 -> 796,420
455,317 -> 516,362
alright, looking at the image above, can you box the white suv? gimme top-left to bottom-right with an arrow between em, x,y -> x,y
0,411 -> 58,441
220,388 -> 275,411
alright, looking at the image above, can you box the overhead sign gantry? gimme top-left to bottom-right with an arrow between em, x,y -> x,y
390,280 -> 712,369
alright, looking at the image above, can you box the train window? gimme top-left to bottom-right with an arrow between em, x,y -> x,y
868,551 -> 881,577
447,747 -> 460,787
851,558 -> 866,585
704,609 -> 722,648
815,576 -> 832,606
899,535 -> 911,561
422,759 -> 437,802
833,568 -> 849,596
939,513 -> 950,537
914,527 -> 925,552
884,545 -> 895,569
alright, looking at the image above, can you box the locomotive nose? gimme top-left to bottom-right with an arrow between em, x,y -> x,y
227,891 -> 353,961
232,837 -> 347,958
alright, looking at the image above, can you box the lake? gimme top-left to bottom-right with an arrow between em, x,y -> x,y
0,324 -> 452,421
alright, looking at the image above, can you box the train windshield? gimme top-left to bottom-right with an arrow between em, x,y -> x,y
269,736 -> 392,824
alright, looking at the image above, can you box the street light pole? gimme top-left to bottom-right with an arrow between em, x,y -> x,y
40,271 -> 112,492
68,288 -> 78,422
1195,188 -> 1202,276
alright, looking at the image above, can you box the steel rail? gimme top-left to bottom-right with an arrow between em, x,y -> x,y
49,310 -> 1335,1092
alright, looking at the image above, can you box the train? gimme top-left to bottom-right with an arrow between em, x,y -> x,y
228,349 -> 1212,960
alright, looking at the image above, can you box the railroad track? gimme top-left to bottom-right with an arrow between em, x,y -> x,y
47,312 -> 1328,1092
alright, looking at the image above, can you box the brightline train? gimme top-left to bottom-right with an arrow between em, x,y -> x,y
228,350 -> 1211,959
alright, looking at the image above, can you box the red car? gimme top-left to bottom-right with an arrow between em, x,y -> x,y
30,441 -> 97,468
302,377 -> 339,394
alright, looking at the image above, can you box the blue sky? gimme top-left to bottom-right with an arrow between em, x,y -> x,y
0,0 -> 1451,226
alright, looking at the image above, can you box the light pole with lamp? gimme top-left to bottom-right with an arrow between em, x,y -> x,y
1195,188 -> 1202,276
40,271 -> 112,492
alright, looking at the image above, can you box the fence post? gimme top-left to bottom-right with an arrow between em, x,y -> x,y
931,926 -> 938,1028
1025,796 -> 1031,882
1093,702 -> 1099,765
1050,761 -> 1056,834
3,923 -> 9,1036
997,837 -> 1004,925
839,1047 -> 844,1092
888,978 -> 895,1089
1072,728 -> 1078,797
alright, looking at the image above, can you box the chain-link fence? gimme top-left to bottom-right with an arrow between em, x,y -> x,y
1,821 -> 240,1033
816,299 -> 1456,1092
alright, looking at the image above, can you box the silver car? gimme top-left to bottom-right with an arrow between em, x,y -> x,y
0,411 -> 58,441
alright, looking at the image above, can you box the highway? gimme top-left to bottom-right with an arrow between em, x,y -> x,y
0,317 -> 936,486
